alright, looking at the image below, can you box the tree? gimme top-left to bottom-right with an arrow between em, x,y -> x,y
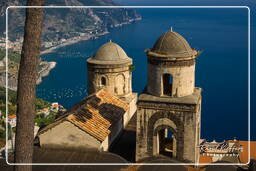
14,0 -> 44,171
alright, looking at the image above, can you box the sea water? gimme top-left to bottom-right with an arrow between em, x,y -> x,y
37,8 -> 249,141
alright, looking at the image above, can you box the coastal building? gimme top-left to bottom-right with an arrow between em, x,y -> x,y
136,30 -> 201,162
87,41 -> 137,128
8,114 -> 16,128
37,90 -> 129,151
199,139 -> 256,165
37,41 -> 137,151
42,108 -> 50,115
32,30 -> 256,166
35,30 -> 203,163
50,102 -> 59,111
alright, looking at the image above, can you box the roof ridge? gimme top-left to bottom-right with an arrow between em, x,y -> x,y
113,43 -> 121,60
38,89 -> 128,142
172,32 -> 191,53
158,31 -> 168,53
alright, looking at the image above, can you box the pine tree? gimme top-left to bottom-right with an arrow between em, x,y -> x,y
14,0 -> 44,171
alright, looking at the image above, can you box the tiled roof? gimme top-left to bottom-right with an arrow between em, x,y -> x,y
199,140 -> 256,165
199,155 -> 212,165
38,90 -> 128,142
8,115 -> 16,119
238,141 -> 256,163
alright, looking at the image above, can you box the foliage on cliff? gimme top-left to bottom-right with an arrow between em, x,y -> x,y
0,0 -> 141,42
0,49 -> 20,63
0,87 -> 51,117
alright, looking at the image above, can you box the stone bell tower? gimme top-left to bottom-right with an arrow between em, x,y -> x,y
87,41 -> 137,127
136,30 -> 202,162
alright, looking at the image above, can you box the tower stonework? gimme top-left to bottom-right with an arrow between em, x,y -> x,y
87,42 -> 133,98
87,42 -> 137,128
136,31 -> 201,162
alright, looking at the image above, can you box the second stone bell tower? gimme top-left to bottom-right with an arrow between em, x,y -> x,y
147,30 -> 196,98
87,41 -> 137,128
136,30 -> 202,163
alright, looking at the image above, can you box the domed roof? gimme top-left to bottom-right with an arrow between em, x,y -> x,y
149,30 -> 197,58
87,41 -> 132,65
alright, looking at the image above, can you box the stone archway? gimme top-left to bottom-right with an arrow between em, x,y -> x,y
153,119 -> 177,158
147,111 -> 183,160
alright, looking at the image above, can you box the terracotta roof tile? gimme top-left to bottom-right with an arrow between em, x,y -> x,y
199,155 -> 212,166
38,90 -> 128,142
238,141 -> 256,163
8,115 -> 16,119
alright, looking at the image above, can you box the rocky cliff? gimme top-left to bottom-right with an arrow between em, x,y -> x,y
0,0 -> 141,42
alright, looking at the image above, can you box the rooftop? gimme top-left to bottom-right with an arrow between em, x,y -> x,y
8,115 -> 16,119
238,141 -> 256,163
38,90 -> 129,142
146,30 -> 197,58
1,146 -> 128,171
87,42 -> 132,65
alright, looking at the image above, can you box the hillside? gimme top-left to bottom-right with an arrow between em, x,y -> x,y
0,48 -> 56,90
0,0 -> 141,43
0,86 -> 65,149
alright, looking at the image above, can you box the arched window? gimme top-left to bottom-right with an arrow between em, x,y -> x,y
101,76 -> 107,86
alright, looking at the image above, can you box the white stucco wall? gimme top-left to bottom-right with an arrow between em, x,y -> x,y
39,121 -> 101,150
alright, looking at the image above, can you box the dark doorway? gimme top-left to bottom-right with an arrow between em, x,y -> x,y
163,74 -> 172,96
158,128 -> 174,158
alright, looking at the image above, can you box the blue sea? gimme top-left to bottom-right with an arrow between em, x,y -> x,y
37,5 -> 254,142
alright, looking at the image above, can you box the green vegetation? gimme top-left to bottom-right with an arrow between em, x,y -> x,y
35,112 -> 56,128
0,86 -> 55,125
129,64 -> 136,71
1,1 -> 140,42
0,49 -> 4,61
197,50 -> 203,56
0,86 -> 16,104
0,87 -> 17,116
0,122 -> 5,139
35,98 -> 51,110
0,117 -> 10,148
0,86 -> 60,148
0,129 -> 5,148
0,48 -> 20,63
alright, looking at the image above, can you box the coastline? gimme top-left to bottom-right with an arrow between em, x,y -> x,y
0,61 -> 57,91
40,17 -> 142,55
36,61 -> 57,85
40,31 -> 109,55
0,17 -> 142,91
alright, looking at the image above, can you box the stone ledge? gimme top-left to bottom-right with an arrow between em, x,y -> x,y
138,87 -> 201,105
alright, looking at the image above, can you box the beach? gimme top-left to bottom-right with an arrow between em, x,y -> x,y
40,32 -> 110,55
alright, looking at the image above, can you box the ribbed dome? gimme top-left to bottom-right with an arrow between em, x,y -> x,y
151,31 -> 195,58
87,42 -> 132,65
